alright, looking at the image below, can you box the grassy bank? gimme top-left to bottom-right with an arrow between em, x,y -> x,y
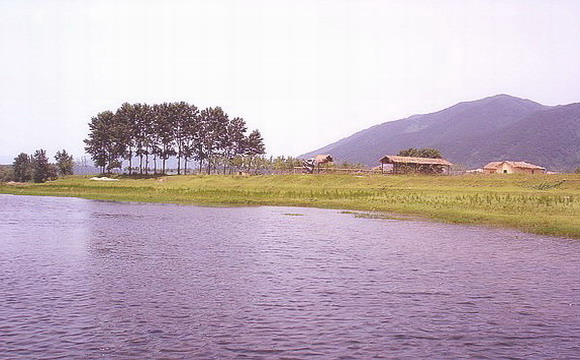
1,173 -> 579,238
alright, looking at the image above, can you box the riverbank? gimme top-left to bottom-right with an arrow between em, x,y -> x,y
1,173 -> 579,238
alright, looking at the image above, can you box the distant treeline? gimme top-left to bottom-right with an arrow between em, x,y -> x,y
2,149 -> 74,183
84,102 -> 265,174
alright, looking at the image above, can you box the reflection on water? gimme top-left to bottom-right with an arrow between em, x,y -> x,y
1,194 -> 579,359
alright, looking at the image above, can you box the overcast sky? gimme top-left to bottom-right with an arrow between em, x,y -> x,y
1,0 -> 579,163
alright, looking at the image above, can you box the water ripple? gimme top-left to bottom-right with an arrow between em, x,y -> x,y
1,194 -> 579,359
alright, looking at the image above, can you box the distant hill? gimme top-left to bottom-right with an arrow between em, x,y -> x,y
0,155 -> 14,165
300,94 -> 580,171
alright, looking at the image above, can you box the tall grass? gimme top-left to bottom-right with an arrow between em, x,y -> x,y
1,173 -> 579,238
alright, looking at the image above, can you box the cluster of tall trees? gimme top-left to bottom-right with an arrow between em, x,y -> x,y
11,149 -> 73,183
84,102 -> 265,175
397,147 -> 443,159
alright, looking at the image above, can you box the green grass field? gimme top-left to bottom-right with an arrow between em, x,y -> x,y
1,173 -> 579,238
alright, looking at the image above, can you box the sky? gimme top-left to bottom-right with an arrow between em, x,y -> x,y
1,0 -> 580,163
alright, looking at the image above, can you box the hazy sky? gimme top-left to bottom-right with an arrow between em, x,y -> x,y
1,0 -> 580,162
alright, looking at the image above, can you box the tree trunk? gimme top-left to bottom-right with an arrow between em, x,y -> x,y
223,154 -> 228,175
128,148 -> 133,175
139,154 -> 143,174
145,153 -> 149,175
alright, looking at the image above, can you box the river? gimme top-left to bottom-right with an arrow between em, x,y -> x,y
1,194 -> 579,359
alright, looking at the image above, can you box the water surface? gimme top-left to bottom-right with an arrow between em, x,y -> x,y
1,194 -> 579,359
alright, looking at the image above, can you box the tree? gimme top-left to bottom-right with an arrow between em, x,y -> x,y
84,111 -> 125,173
139,103 -> 155,174
420,148 -> 443,159
245,129 -> 265,156
152,103 -> 175,174
0,165 -> 14,182
398,147 -> 442,159
12,153 -> 32,182
272,156 -> 287,171
115,103 -> 137,174
244,129 -> 266,172
193,113 -> 208,173
129,103 -> 154,174
200,107 -> 229,174
31,149 -> 51,183
223,117 -> 247,174
54,149 -> 74,176
181,103 -> 201,175
169,102 -> 199,174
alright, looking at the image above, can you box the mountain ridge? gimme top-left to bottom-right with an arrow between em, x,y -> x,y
300,95 -> 579,171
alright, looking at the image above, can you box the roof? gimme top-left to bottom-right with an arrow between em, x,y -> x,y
483,162 -> 503,169
314,154 -> 334,163
379,155 -> 453,166
483,161 -> 545,170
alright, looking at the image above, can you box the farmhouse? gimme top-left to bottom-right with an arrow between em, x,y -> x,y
302,154 -> 334,173
379,155 -> 453,174
314,154 -> 334,165
483,161 -> 545,174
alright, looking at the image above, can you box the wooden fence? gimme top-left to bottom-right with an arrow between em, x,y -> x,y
292,167 -> 386,175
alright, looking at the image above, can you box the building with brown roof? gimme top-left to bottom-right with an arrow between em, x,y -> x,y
313,154 -> 334,165
302,154 -> 334,174
483,161 -> 546,174
379,155 -> 453,174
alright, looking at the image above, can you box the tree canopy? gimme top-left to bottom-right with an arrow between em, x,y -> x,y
55,149 -> 74,176
13,153 -> 32,182
84,102 -> 265,174
11,150 -> 68,183
31,149 -> 56,183
397,147 -> 443,159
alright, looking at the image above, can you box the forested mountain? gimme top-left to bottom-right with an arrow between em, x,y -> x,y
300,95 -> 580,171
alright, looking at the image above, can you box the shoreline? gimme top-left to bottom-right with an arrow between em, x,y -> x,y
1,173 -> 579,239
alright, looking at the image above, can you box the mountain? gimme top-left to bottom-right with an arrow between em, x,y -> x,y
0,155 -> 14,165
300,95 -> 580,171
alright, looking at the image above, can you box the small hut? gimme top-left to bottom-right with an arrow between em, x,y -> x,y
483,161 -> 545,174
314,154 -> 333,165
313,154 -> 334,173
302,154 -> 334,174
379,155 -> 453,175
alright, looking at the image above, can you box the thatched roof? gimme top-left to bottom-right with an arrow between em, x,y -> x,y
483,162 -> 502,170
379,155 -> 453,166
314,154 -> 334,164
483,161 -> 545,170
